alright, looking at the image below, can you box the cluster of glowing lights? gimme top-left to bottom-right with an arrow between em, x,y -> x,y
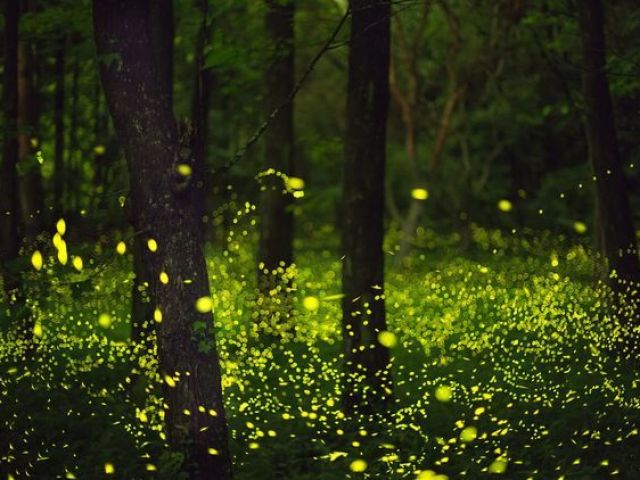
6,220 -> 640,478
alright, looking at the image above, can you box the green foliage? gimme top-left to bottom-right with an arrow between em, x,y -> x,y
1,229 -> 639,479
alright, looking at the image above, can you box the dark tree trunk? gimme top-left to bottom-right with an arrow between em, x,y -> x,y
578,0 -> 640,295
256,0 -> 296,329
149,0 -> 174,108
131,0 -> 175,344
192,0 -> 212,160
93,2 -> 232,478
53,40 -> 66,218
1,0 -> 23,324
68,56 -> 80,213
341,0 -> 392,414
191,0 -> 214,237
17,0 -> 45,241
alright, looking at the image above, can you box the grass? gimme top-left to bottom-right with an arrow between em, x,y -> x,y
1,225 -> 639,479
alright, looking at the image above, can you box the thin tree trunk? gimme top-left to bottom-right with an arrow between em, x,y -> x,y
131,0 -> 175,345
68,56 -> 80,213
578,0 -> 640,296
149,0 -> 174,108
191,0 -> 214,238
396,86 -> 463,261
192,0 -> 212,163
342,0 -> 392,414
53,40 -> 65,218
17,0 -> 45,240
93,2 -> 232,478
257,0 -> 296,329
1,0 -> 30,341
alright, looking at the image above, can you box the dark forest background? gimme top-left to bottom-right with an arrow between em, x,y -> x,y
1,0 -> 640,479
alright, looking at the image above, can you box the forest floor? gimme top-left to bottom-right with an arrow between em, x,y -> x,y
1,227 -> 639,479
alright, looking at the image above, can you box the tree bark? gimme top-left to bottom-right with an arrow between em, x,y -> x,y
257,0 -> 296,324
17,0 -> 45,240
93,2 -> 232,478
578,0 -> 640,295
68,55 -> 80,213
1,0 -> 23,325
149,0 -> 174,108
192,0 -> 212,160
342,0 -> 392,414
191,0 -> 215,237
53,39 -> 66,218
131,0 -> 175,345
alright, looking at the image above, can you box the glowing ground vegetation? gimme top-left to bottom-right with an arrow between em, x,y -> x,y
1,223 -> 639,480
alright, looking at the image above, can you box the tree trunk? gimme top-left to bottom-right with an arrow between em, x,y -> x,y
68,56 -> 80,214
1,0 -> 23,326
149,0 -> 174,108
131,0 -> 175,344
191,0 -> 215,238
93,2 -> 232,478
578,0 -> 640,296
256,0 -> 296,332
53,40 -> 65,218
342,0 -> 392,414
17,0 -> 45,241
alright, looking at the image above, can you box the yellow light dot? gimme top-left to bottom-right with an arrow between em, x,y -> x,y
72,256 -> 83,272
164,375 -> 177,387
52,232 -> 62,249
574,221 -> 587,234
497,199 -> 512,212
147,238 -> 158,252
411,188 -> 429,200
287,176 -> 305,190
98,313 -> 112,328
460,426 -> 478,442
159,272 -> 169,284
31,250 -> 43,271
145,464 -> 157,472
154,308 -> 163,323
350,459 -> 367,472
56,218 -> 66,235
195,296 -> 213,313
489,458 -> 507,474
104,463 -> 115,474
435,385 -> 452,402
177,163 -> 192,176
207,448 -> 219,455
93,144 -> 106,155
33,322 -> 43,338
416,471 -> 443,480
303,296 -> 320,311
116,241 -> 127,255
57,241 -> 68,265
377,330 -> 398,348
